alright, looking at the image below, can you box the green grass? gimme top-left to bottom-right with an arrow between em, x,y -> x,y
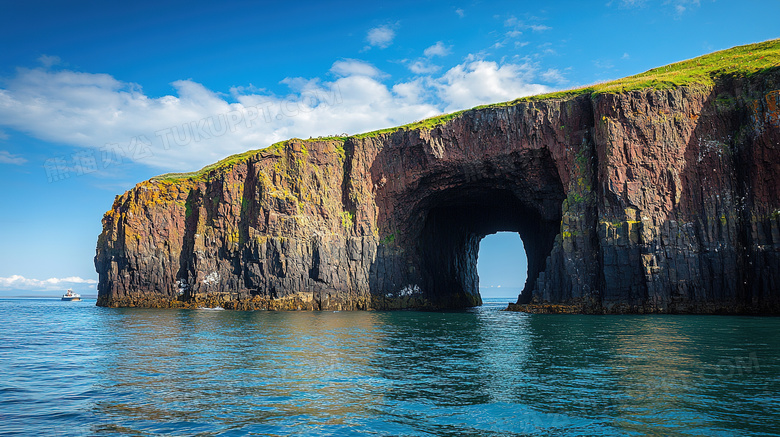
482,38 -> 780,107
152,137 -> 344,182
340,210 -> 354,230
151,113 -> 467,182
593,38 -> 780,94
351,110 -> 469,139
380,232 -> 396,245
152,144 -> 281,182
152,39 -> 780,183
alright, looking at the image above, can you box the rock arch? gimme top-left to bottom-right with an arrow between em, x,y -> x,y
96,75 -> 780,313
375,148 -> 566,309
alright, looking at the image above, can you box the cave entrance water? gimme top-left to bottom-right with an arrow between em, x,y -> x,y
477,232 -> 528,299
415,186 -> 562,308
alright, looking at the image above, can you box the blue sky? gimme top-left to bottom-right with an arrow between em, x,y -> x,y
0,0 -> 777,298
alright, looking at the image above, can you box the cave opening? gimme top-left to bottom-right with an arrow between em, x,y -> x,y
477,232 -> 528,300
415,187 -> 562,308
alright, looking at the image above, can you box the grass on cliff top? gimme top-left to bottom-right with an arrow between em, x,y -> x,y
153,148 -> 268,182
152,138 -> 348,182
152,141 -> 288,182
350,110 -> 468,139
595,38 -> 780,93
152,113 -> 465,181
153,39 -> 779,182
508,38 -> 780,104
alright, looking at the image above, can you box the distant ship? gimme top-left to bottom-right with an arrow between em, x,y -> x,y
61,289 -> 81,301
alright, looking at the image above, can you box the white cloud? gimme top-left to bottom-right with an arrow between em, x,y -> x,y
537,42 -> 557,56
0,150 -> 26,165
0,58 -> 550,172
622,52 -> 630,60
330,59 -> 384,78
424,41 -> 451,58
541,68 -> 567,84
38,54 -> 61,68
496,16 -> 550,53
504,16 -> 551,32
433,60 -> 550,112
392,79 -> 431,104
615,0 -> 647,7
0,275 -> 97,291
455,8 -> 465,18
671,0 -> 700,16
366,25 -> 395,49
406,42 -> 450,74
614,0 -> 699,15
409,60 -> 441,74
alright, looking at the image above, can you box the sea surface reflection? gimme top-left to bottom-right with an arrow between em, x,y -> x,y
1,298 -> 778,435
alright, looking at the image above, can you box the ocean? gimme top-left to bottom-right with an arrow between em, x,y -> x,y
1,298 -> 778,436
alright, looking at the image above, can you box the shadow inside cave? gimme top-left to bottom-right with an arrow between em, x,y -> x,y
417,187 -> 561,307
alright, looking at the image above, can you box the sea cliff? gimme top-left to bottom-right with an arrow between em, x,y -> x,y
96,40 -> 780,313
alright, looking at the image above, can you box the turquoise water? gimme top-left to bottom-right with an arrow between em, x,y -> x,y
1,298 -> 778,436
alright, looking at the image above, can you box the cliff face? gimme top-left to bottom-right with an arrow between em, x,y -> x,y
95,69 -> 780,313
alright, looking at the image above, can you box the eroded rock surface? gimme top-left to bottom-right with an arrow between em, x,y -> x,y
96,71 -> 780,313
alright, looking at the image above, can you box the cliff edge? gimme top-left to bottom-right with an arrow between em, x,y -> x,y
95,40 -> 780,313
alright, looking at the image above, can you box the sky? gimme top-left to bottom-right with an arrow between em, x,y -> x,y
0,0 -> 778,298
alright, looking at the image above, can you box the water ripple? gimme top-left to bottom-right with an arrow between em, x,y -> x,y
1,298 -> 778,435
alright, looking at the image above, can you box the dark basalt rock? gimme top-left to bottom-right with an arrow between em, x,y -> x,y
95,71 -> 780,313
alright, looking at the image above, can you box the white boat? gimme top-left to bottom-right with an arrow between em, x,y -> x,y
61,289 -> 81,301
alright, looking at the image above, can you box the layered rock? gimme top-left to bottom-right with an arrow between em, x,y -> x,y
96,67 -> 780,313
